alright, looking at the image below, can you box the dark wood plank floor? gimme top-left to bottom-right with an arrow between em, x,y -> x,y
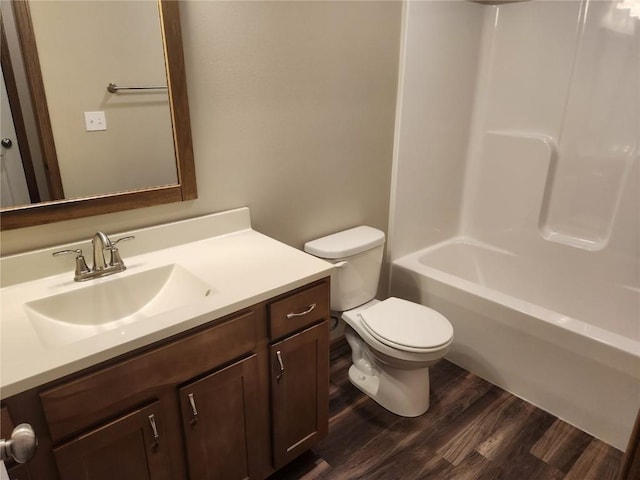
269,343 -> 624,480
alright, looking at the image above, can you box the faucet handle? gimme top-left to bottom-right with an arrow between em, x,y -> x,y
53,249 -> 91,279
112,235 -> 135,247
108,235 -> 135,267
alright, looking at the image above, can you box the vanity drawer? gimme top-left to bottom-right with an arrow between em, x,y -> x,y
40,309 -> 257,443
269,280 -> 329,340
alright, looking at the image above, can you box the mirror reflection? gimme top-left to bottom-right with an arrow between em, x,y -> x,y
1,0 -> 178,210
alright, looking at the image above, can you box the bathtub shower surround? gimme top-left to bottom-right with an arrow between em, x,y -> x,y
389,1 -> 639,450
392,240 -> 638,451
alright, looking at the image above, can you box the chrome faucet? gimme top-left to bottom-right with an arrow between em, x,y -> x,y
92,231 -> 112,271
53,232 -> 135,281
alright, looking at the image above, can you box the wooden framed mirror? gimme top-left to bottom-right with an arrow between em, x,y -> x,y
0,0 -> 196,230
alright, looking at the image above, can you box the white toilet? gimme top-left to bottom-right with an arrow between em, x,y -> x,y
304,226 -> 454,417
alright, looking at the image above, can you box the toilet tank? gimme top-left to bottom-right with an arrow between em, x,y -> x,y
304,226 -> 385,311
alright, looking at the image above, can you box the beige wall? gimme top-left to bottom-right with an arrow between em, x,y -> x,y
1,1 -> 402,256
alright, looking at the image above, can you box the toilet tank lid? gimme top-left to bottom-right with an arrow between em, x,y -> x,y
304,226 -> 385,259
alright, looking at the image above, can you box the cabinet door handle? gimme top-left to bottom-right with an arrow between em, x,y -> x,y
188,393 -> 198,424
148,414 -> 159,446
276,350 -> 285,383
286,303 -> 316,319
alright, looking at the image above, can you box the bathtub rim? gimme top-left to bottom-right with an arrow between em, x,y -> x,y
391,236 -> 640,375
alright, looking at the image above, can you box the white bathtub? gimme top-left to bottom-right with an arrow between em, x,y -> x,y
391,236 -> 640,450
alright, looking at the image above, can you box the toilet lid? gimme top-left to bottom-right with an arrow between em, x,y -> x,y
359,297 -> 453,351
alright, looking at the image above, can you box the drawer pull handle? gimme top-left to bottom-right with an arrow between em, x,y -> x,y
276,350 -> 285,383
286,303 -> 316,319
188,393 -> 199,424
148,414 -> 159,446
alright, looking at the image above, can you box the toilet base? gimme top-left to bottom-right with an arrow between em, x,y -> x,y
348,362 -> 431,417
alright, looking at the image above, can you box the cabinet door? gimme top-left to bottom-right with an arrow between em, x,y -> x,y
53,402 -> 171,480
179,354 -> 260,480
270,321 -> 329,469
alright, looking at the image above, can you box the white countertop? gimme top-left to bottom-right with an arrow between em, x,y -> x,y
0,208 -> 333,398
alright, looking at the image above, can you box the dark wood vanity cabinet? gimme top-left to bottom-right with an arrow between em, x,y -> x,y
267,281 -> 330,469
53,402 -> 172,480
1,278 -> 330,480
179,355 -> 261,480
270,323 -> 329,469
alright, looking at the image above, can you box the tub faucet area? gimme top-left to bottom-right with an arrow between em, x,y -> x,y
53,232 -> 135,282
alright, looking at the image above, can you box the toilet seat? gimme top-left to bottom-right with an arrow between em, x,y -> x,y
358,297 -> 453,353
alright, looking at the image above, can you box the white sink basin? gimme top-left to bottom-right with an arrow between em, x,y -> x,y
24,264 -> 213,347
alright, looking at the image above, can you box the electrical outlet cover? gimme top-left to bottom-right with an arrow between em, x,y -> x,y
84,111 -> 107,131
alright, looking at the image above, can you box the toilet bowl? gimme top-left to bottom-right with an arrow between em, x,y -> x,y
304,226 -> 454,417
342,297 -> 453,416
